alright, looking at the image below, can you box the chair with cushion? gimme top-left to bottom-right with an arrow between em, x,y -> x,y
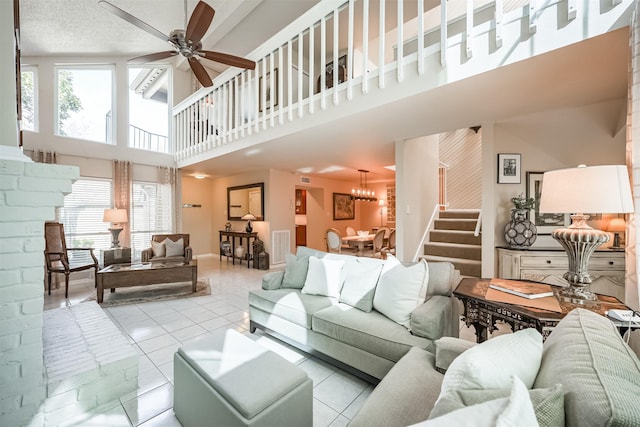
44,221 -> 99,298
381,229 -> 396,258
325,228 -> 343,253
371,228 -> 386,258
141,234 -> 193,263
346,226 -> 356,236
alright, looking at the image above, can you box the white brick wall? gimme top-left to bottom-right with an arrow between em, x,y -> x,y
0,159 -> 78,427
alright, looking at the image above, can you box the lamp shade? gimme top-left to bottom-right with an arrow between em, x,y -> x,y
539,165 -> 634,214
241,213 -> 257,221
605,218 -> 627,232
103,208 -> 128,224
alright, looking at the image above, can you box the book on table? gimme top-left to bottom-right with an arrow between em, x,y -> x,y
488,278 -> 554,299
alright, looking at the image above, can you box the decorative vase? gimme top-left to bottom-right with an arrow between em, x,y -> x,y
504,209 -> 537,249
235,246 -> 246,259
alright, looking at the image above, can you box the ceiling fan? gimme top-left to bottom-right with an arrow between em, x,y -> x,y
98,0 -> 256,87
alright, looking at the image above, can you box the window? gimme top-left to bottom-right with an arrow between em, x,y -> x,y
21,66 -> 37,132
55,66 -> 113,143
131,181 -> 173,260
59,179 -> 112,258
128,67 -> 170,153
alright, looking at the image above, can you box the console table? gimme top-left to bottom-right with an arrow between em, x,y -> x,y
496,247 -> 625,302
454,278 -> 630,342
219,230 -> 258,268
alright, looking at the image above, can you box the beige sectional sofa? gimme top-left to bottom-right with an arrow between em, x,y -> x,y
349,308 -> 640,427
248,246 -> 461,382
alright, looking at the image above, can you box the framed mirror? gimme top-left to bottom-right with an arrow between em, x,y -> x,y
227,183 -> 265,221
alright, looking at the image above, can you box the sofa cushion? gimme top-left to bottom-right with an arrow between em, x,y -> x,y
301,256 -> 344,298
165,237 -> 184,257
533,308 -> 640,427
248,289 -> 336,329
429,384 -> 564,427
439,328 -> 543,400
312,303 -> 430,362
339,258 -> 383,312
413,377 -> 538,427
282,253 -> 310,289
373,258 -> 429,329
152,240 -> 166,258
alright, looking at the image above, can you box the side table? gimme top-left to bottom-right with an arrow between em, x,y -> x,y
453,278 -> 631,342
218,230 -> 258,268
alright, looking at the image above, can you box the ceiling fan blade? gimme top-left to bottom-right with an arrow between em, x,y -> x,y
186,1 -> 215,46
201,51 -> 256,70
99,0 -> 171,43
129,51 -> 178,64
188,57 -> 213,87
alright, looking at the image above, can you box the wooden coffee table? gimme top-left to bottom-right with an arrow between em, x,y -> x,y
96,260 -> 197,303
453,278 -> 630,342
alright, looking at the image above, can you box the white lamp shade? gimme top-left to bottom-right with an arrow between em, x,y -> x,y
103,208 -> 128,224
241,213 -> 257,221
539,165 -> 634,214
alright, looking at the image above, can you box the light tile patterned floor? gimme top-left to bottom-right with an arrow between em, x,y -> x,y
43,255 -> 376,426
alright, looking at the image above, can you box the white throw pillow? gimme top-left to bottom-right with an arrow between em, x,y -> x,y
372,259 -> 429,329
151,240 -> 166,258
438,328 -> 543,401
339,260 -> 383,312
301,256 -> 344,298
409,376 -> 538,427
165,237 -> 184,257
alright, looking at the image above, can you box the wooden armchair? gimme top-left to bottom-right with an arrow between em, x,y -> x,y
44,221 -> 98,298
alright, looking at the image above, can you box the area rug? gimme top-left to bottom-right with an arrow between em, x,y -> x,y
85,280 -> 210,307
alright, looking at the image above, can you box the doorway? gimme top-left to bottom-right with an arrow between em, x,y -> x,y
295,188 -> 307,247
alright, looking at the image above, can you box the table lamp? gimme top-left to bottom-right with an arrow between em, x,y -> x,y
539,165 -> 634,302
103,208 -> 128,248
378,199 -> 385,227
242,213 -> 256,233
605,218 -> 627,250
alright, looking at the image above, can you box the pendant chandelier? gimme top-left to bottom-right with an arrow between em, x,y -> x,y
351,169 -> 377,202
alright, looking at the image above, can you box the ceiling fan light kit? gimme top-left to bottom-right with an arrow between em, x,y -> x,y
99,0 -> 255,87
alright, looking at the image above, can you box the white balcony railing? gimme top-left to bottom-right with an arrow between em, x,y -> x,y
173,0 -> 632,164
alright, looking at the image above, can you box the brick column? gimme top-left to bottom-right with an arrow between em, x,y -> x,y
0,160 -> 79,427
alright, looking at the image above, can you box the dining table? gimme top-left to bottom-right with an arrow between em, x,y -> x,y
341,234 -> 375,256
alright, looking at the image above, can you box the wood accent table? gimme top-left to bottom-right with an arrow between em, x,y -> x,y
219,230 -> 258,268
96,260 -> 197,303
453,278 -> 629,342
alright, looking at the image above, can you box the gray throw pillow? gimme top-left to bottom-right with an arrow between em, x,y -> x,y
339,260 -> 382,312
429,384 -> 564,427
281,253 -> 309,289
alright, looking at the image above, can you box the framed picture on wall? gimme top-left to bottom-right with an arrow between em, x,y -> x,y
333,193 -> 355,220
497,153 -> 521,184
526,171 -> 570,234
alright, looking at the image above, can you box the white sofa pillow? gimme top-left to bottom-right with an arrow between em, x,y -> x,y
166,237 -> 184,257
339,260 -> 383,312
438,328 -> 543,401
152,240 -> 166,258
372,258 -> 429,329
410,376 -> 538,427
301,256 -> 344,298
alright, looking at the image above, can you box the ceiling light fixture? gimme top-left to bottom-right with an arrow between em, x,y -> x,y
351,169 -> 377,202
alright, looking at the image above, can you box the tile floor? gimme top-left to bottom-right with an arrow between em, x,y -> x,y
43,255 -> 379,427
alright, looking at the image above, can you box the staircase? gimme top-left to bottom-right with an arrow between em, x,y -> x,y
422,209 -> 481,277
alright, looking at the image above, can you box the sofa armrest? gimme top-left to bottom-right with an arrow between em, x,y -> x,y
434,337 -> 476,373
410,295 -> 452,340
262,270 -> 285,290
426,262 -> 461,297
141,248 -> 152,262
184,245 -> 193,261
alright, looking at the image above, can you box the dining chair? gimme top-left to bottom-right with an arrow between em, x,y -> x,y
371,228 -> 386,258
345,226 -> 356,236
44,221 -> 99,298
382,228 -> 396,258
325,228 -> 343,253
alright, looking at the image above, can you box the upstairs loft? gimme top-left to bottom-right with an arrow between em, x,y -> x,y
173,0 -> 634,175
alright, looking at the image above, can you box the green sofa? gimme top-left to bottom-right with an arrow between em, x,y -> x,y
349,308 -> 640,426
248,246 -> 461,382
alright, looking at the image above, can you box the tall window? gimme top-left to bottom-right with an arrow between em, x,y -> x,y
21,66 -> 37,132
131,181 -> 173,259
55,66 -> 113,143
129,67 -> 170,153
59,178 -> 112,255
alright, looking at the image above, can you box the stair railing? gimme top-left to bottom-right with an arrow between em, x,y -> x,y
412,203 -> 447,262
474,210 -> 482,237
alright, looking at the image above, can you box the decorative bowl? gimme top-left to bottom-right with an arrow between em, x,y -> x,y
357,231 -> 369,237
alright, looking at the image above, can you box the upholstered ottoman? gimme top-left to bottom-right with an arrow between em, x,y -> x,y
173,329 -> 313,427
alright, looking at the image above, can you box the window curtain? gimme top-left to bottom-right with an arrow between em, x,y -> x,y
627,4 -> 640,311
158,166 -> 180,232
113,160 -> 132,248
